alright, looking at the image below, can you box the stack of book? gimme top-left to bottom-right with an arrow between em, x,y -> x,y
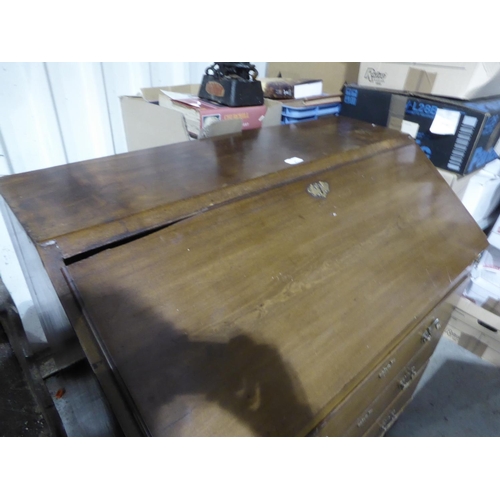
259,77 -> 342,124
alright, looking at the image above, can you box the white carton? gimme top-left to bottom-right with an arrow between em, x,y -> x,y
445,297 -> 500,365
488,214 -> 500,250
358,63 -> 500,100
463,246 -> 500,314
437,168 -> 479,201
483,159 -> 500,176
461,169 -> 500,223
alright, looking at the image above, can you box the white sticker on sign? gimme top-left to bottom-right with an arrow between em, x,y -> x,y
401,120 -> 419,139
430,109 -> 461,135
285,157 -> 304,165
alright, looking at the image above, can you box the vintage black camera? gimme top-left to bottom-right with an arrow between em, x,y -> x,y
199,62 -> 264,107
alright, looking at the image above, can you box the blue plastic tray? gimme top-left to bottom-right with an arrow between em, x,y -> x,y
281,103 -> 341,124
281,102 -> 341,119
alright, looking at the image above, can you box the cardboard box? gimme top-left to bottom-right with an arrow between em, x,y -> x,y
120,94 -> 189,152
483,158 -> 500,176
437,168 -> 479,200
444,297 -> 500,366
465,246 -> 500,311
266,62 -> 360,94
358,63 -> 500,100
120,84 -> 283,152
488,213 -> 500,250
159,91 -> 268,137
464,279 -> 500,314
461,169 -> 500,222
439,162 -> 500,230
341,84 -> 500,175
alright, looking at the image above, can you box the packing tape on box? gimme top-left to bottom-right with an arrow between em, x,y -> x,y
404,67 -> 437,94
386,95 -> 407,131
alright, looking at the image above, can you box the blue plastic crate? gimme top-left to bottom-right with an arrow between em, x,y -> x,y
281,103 -> 341,124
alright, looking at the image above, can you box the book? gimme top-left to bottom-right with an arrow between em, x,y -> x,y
159,91 -> 267,138
259,77 -> 323,100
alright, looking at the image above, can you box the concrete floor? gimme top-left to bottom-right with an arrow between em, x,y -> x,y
0,320 -> 48,437
387,336 -> 500,437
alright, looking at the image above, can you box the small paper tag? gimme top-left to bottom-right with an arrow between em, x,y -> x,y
401,120 -> 419,139
430,109 -> 461,135
284,157 -> 304,165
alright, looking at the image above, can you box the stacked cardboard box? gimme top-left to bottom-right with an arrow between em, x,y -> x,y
120,84 -> 283,152
357,63 -> 500,100
445,296 -> 500,366
442,175 -> 500,365
446,239 -> 500,365
465,246 -> 500,308
341,83 -> 500,176
119,64 -> 360,152
342,64 -> 500,174
341,63 -> 500,227
459,160 -> 500,229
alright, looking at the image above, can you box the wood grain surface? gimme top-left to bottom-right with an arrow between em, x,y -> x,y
64,141 -> 486,436
0,117 -> 487,436
0,118 -> 409,259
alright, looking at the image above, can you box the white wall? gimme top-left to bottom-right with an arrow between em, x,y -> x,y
0,62 -> 267,173
0,62 -> 267,338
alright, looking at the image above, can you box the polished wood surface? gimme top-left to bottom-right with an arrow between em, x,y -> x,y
63,139 -> 486,436
310,290 -> 458,437
0,117 -> 411,424
0,118 -> 408,258
0,117 -> 488,436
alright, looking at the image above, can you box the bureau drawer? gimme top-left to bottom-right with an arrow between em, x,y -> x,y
363,361 -> 428,437
310,297 -> 453,437
343,340 -> 434,436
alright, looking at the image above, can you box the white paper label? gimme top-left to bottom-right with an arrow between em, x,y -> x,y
430,109 -> 461,135
284,157 -> 304,165
401,120 -> 419,139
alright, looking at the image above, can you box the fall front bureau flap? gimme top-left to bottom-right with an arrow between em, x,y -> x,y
60,136 -> 486,436
0,118 -> 414,375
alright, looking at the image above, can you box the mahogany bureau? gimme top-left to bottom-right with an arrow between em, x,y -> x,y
0,117 -> 487,436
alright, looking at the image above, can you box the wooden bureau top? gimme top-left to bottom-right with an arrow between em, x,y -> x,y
60,125 -> 485,436
0,118 -> 410,259
0,117 -> 488,436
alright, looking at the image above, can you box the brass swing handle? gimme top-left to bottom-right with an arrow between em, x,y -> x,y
380,409 -> 398,432
398,366 -> 418,390
421,317 -> 441,343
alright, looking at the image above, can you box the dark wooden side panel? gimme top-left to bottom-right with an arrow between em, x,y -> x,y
0,197 -> 82,367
